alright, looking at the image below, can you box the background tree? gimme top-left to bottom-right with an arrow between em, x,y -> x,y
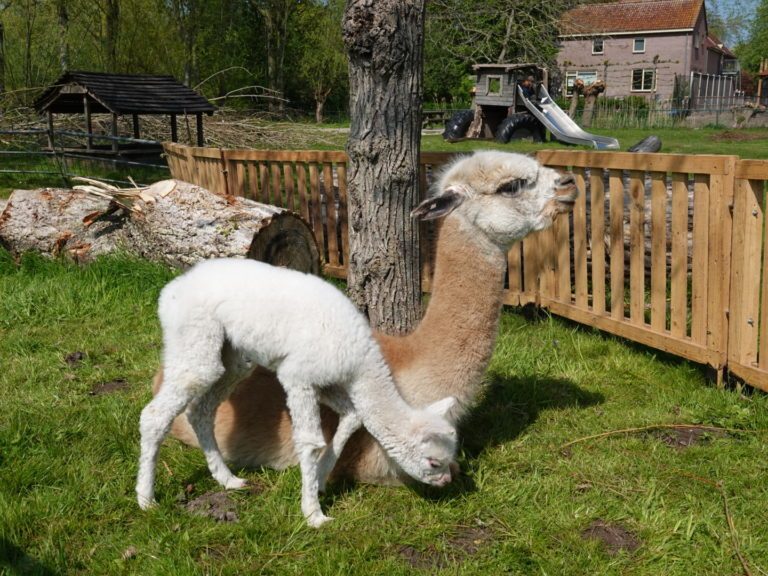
295,0 -> 347,122
343,0 -> 425,333
735,0 -> 768,74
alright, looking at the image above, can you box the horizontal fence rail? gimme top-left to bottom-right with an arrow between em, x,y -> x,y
162,142 -> 768,392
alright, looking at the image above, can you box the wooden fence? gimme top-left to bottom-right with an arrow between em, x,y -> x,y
162,142 -> 768,392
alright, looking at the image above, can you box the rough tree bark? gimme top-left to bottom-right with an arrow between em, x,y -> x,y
581,80 -> 606,129
0,180 -> 320,272
343,0 -> 425,335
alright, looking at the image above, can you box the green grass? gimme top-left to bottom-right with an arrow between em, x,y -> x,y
1,250 -> 767,574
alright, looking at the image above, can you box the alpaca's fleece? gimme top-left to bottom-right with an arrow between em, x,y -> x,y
136,258 -> 457,527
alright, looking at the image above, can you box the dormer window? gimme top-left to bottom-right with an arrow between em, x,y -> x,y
633,38 -> 646,53
592,38 -> 604,54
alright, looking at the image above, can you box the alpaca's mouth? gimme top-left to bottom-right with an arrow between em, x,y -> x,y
554,174 -> 579,212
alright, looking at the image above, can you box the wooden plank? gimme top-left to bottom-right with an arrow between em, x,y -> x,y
573,168 -> 588,308
609,170 -> 625,320
629,170 -> 645,325
259,162 -> 270,204
670,173 -> 689,338
283,163 -> 296,212
523,235 -> 539,302
223,149 -> 348,163
309,163 -> 325,260
735,159 -> 768,180
707,162 -> 735,365
270,163 -> 283,207
537,226 -> 557,306
296,163 -> 310,223
546,300 -> 722,367
727,361 -> 768,393
323,162 -> 340,267
231,160 -> 245,198
650,172 -> 667,332
246,162 -> 259,201
536,150 -> 731,175
555,211 -> 571,302
590,169 -> 606,315
757,181 -> 768,369
507,242 -> 522,297
690,175 -> 709,343
336,163 -> 350,269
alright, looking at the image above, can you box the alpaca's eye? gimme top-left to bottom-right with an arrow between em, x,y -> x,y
496,180 -> 527,197
428,458 -> 442,469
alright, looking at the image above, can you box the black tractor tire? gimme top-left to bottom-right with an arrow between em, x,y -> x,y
495,113 -> 546,144
442,109 -> 474,141
627,135 -> 662,153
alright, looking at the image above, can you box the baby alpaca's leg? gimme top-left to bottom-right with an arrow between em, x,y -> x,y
186,342 -> 250,490
280,376 -> 328,527
136,382 -> 198,509
317,401 -> 361,493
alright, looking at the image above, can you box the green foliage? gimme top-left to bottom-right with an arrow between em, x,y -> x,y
734,0 -> 768,73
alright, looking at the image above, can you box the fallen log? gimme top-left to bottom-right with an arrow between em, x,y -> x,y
0,179 -> 320,273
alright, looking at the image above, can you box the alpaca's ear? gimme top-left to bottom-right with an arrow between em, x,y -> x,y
425,396 -> 458,418
411,188 -> 466,221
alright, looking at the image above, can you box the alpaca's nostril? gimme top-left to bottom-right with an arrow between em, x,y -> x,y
558,174 -> 575,187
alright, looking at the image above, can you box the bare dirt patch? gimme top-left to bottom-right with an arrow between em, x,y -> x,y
182,491 -> 239,523
581,519 -> 640,555
657,427 -> 728,450
89,378 -> 129,396
396,523 -> 494,569
64,351 -> 86,366
712,130 -> 768,142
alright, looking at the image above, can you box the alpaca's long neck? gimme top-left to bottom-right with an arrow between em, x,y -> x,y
346,367 -> 417,452
378,215 -> 508,410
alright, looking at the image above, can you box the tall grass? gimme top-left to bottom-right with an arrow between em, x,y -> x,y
1,250 -> 766,574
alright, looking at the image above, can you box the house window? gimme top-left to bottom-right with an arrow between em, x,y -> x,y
565,71 -> 597,95
592,38 -> 604,54
487,75 -> 502,95
633,38 -> 646,53
631,68 -> 655,91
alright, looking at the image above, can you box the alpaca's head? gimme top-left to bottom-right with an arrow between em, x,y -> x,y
412,150 -> 578,249
398,396 -> 458,487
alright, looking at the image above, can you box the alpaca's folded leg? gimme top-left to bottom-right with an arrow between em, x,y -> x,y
282,381 -> 329,527
136,384 -> 197,509
187,375 -> 247,490
317,410 -> 361,493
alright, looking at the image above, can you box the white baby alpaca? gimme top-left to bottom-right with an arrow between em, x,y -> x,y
136,258 -> 457,527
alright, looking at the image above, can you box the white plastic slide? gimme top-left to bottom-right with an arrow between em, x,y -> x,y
518,85 -> 620,150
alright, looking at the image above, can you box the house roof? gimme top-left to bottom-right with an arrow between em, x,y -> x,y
560,0 -> 704,37
705,34 -> 736,58
34,71 -> 216,115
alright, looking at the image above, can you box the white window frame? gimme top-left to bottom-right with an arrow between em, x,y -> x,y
592,38 -> 604,55
565,70 -> 598,95
633,37 -> 646,53
631,68 -> 655,92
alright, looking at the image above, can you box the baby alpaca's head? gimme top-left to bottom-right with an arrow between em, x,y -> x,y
400,397 -> 458,487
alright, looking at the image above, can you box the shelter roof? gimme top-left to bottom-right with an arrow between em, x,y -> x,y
34,71 -> 215,115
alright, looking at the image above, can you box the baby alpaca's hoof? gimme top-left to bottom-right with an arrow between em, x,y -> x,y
307,512 -> 333,528
137,494 -> 157,510
225,476 -> 248,490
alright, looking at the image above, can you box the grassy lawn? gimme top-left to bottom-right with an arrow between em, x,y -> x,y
1,251 -> 767,575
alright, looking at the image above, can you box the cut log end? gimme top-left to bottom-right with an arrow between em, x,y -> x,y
248,212 -> 321,275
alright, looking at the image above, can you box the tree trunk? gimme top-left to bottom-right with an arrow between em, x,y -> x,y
104,0 -> 120,70
57,0 -> 69,72
343,0 -> 425,334
0,180 -> 320,272
0,21 -> 5,101
315,98 -> 325,124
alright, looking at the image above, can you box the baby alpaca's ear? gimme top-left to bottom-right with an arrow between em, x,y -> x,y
425,396 -> 458,418
411,188 -> 466,221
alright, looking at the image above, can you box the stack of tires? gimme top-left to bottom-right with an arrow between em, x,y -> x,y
442,110 -> 474,141
494,113 -> 545,144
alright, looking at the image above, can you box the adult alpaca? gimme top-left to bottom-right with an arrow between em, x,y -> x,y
137,258 -> 457,527
157,150 -> 578,485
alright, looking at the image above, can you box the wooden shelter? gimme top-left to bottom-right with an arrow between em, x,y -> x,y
34,71 -> 215,152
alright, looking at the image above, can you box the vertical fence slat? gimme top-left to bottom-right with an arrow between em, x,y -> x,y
523,236 -> 540,304
690,174 -> 709,343
590,169 -> 606,315
270,163 -> 283,206
507,242 -> 522,301
297,163 -> 310,222
259,163 -> 270,204
573,168 -> 588,308
670,174 -> 689,338
323,162 -> 340,268
758,181 -> 768,368
650,172 -> 667,332
283,163 -> 296,212
610,170 -> 625,319
556,213 -> 571,302
309,163 -> 325,262
629,171 -> 645,325
336,163 -> 349,269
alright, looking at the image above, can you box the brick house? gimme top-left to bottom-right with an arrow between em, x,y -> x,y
557,0 -> 739,101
